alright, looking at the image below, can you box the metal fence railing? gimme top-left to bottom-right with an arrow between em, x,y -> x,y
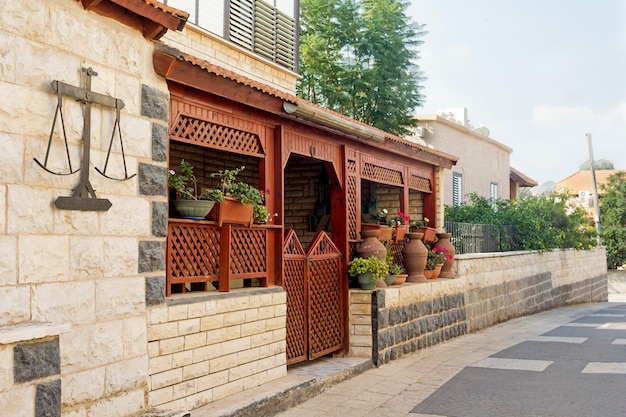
444,222 -> 517,255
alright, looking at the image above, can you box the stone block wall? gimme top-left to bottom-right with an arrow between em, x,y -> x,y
0,323 -> 69,417
349,247 -> 608,366
0,1 -> 171,415
146,288 -> 287,411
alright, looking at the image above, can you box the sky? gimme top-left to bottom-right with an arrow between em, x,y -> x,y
406,0 -> 626,186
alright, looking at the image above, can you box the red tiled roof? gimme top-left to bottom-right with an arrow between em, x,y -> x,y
556,170 -> 624,195
170,47 -> 458,165
510,167 -> 538,187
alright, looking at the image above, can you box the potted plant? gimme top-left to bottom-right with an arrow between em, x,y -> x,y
205,166 -> 267,227
362,208 -> 394,241
348,256 -> 388,290
410,216 -> 436,243
386,262 -> 405,286
168,159 -> 216,219
424,243 -> 448,279
391,211 -> 411,242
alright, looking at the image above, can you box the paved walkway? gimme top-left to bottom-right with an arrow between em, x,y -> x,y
273,301 -> 626,417
192,300 -> 626,417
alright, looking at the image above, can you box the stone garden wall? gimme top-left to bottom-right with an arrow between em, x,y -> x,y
0,1 -> 170,415
146,288 -> 287,411
348,247 -> 608,366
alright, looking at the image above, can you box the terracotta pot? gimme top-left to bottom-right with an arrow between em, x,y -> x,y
357,229 -> 387,261
206,197 -> 253,227
433,263 -> 443,279
417,226 -> 437,243
423,269 -> 435,279
402,232 -> 427,283
392,274 -> 407,285
377,225 -> 393,242
436,233 -> 456,278
376,278 -> 387,288
394,224 -> 410,242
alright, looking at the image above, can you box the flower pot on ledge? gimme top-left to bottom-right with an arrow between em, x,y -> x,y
206,197 -> 253,227
172,200 -> 215,219
394,224 -> 410,242
417,226 -> 437,243
361,223 -> 392,242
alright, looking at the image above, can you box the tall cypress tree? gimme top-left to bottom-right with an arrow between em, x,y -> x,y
297,0 -> 426,136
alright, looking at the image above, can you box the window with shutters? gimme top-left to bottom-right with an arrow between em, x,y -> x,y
164,0 -> 298,71
452,172 -> 463,207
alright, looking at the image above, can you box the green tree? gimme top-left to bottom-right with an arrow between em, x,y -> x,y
298,0 -> 426,136
600,171 -> 626,269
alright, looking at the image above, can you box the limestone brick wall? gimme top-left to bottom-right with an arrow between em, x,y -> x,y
349,247 -> 608,366
0,1 -> 170,416
161,25 -> 298,95
146,288 -> 287,410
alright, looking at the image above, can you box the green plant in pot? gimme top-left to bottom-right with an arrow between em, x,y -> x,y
384,262 -> 404,286
168,160 -> 215,218
348,256 -> 388,290
205,166 -> 268,226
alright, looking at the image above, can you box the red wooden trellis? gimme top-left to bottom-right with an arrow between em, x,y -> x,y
166,219 -> 273,294
283,229 -> 307,364
283,230 -> 344,364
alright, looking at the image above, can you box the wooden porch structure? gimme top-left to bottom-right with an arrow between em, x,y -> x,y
154,45 -> 457,360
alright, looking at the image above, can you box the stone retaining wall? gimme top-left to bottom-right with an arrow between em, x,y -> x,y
348,247 -> 608,366
146,288 -> 287,410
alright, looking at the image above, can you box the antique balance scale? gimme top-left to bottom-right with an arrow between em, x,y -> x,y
35,67 -> 135,211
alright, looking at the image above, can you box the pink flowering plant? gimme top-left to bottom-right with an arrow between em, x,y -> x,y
392,211 -> 411,225
168,159 -> 201,200
426,244 -> 451,270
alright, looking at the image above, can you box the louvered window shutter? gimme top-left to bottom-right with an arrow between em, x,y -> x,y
453,172 -> 463,207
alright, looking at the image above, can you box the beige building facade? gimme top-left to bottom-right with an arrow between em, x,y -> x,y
410,110 -> 516,206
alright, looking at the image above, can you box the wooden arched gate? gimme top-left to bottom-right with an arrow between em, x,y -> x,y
283,229 -> 344,364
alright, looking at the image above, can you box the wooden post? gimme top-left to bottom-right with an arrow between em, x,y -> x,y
219,225 -> 232,292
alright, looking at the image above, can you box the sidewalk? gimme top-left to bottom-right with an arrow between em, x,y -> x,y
191,301 -> 622,417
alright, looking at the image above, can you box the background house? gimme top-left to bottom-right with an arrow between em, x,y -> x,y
556,169 -> 624,218
407,108 -> 537,206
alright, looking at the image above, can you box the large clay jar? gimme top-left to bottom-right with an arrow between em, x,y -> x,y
357,229 -> 387,261
436,233 -> 456,278
403,232 -> 427,283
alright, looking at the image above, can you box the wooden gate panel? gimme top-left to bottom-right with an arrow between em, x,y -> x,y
283,230 -> 307,364
306,231 -> 344,359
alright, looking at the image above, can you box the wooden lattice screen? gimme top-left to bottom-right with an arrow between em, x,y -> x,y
282,230 -> 344,364
410,174 -> 432,193
283,230 -> 307,364
306,231 -> 344,359
167,220 -> 271,294
167,221 -> 220,291
347,159 -> 358,241
361,162 -> 403,186
171,114 -> 265,156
